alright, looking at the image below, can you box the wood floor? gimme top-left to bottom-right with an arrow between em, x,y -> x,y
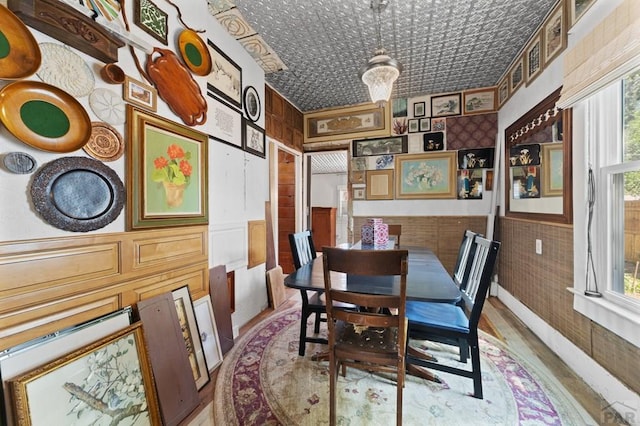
186,289 -> 622,425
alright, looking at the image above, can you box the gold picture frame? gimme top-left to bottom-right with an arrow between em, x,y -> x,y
463,87 -> 497,115
509,57 -> 524,93
395,152 -> 456,199
542,143 -> 564,196
366,169 -> 394,200
9,323 -> 162,425
525,33 -> 543,85
304,103 -> 391,143
126,105 -> 208,230
543,3 -> 567,65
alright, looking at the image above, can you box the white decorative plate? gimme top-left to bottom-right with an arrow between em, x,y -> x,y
37,43 -> 95,97
89,88 -> 126,125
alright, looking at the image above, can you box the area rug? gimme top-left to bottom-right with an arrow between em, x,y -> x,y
214,307 -> 594,425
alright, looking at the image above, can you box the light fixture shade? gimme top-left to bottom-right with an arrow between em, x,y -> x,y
360,49 -> 402,106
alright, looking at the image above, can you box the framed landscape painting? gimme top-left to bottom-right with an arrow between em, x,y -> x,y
463,87 -> 496,115
431,93 -> 461,117
395,152 -> 456,199
543,3 -> 566,64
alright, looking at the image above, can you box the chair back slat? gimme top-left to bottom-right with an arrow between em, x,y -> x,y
459,236 -> 500,328
289,230 -> 317,269
387,224 -> 402,248
453,230 -> 479,288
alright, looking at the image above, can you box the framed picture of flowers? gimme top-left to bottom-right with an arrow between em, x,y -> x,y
126,105 -> 208,229
395,152 -> 456,199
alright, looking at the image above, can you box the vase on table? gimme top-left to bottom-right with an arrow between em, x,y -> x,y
163,181 -> 186,207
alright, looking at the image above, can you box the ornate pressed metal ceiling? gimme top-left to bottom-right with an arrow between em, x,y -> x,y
209,0 -> 559,113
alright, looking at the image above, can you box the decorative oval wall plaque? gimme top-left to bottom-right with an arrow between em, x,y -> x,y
37,42 -> 95,97
0,4 -> 41,80
2,152 -> 37,174
178,29 -> 212,76
83,121 -> 124,161
31,156 -> 125,232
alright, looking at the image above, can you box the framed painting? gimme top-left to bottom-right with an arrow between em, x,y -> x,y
413,101 -> 426,117
126,105 -> 208,230
392,117 -> 408,135
243,119 -> 266,158
207,95 -> 243,149
510,57 -> 524,93
431,93 -> 461,117
172,286 -> 209,390
353,187 -> 366,200
305,103 -> 391,143
123,75 -> 157,112
395,152 -> 456,199
423,132 -> 444,151
509,143 -> 541,166
366,169 -> 394,200
512,166 -> 541,199
463,87 -> 496,115
351,170 -> 365,184
543,3 -> 566,64
419,118 -> 431,132
133,0 -> 168,45
570,0 -> 596,27
457,169 -> 483,200
431,117 -> 446,132
8,323 -> 161,425
408,118 -> 420,133
392,98 -> 407,117
485,170 -> 494,191
458,148 -> 495,169
243,85 -> 261,122
525,34 -> 543,85
497,77 -> 509,107
207,39 -> 242,109
352,135 -> 408,157
542,143 -> 563,196
193,296 -> 224,372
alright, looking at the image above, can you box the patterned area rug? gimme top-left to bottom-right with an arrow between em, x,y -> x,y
214,307 -> 594,425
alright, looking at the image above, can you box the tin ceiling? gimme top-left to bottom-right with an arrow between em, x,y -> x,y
208,0 -> 559,113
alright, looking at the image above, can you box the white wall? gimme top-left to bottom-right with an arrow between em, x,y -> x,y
0,0 -> 268,332
311,173 -> 346,208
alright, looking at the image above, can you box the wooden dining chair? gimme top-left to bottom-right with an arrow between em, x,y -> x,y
289,230 -> 327,356
452,230 -> 480,290
405,236 -> 500,399
322,247 -> 409,426
387,224 -> 402,248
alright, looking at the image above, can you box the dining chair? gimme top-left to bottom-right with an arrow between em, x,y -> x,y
405,236 -> 500,399
452,230 -> 480,290
322,247 -> 409,426
387,224 -> 402,248
289,230 -> 327,356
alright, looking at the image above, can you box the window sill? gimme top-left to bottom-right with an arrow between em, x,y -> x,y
568,287 -> 640,347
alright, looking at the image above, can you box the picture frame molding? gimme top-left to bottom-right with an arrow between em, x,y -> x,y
542,143 -> 564,196
206,39 -> 242,109
242,118 -> 266,158
304,103 -> 391,143
243,85 -> 261,122
543,3 -> 567,65
395,152 -> 457,199
413,101 -> 426,117
123,75 -> 157,112
430,93 -> 462,118
126,105 -> 209,230
352,135 -> 408,158
509,57 -> 524,93
407,118 -> 420,133
365,169 -> 394,200
462,87 -> 497,115
525,34 -> 543,85
419,117 -> 431,132
498,77 -> 510,107
133,0 -> 168,45
207,96 -> 243,149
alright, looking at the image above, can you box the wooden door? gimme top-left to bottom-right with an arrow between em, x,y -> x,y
278,149 -> 296,273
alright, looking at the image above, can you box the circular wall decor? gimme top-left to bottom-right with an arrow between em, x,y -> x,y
0,4 -> 41,80
0,80 -> 92,152
83,121 -> 124,162
178,29 -> 212,76
31,156 -> 125,232
2,152 -> 37,174
243,86 -> 261,122
89,88 -> 126,125
37,42 -> 95,97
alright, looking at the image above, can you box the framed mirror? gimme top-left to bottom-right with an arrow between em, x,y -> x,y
504,87 -> 573,224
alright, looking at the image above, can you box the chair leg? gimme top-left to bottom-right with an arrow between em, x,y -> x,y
470,339 -> 483,399
313,311 -> 322,333
299,308 -> 309,356
459,339 -> 469,363
397,359 -> 404,425
329,353 -> 338,426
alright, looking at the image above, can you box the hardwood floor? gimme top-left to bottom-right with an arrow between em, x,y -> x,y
191,290 -> 620,425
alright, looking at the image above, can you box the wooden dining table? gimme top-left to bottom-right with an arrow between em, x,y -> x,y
283,242 -> 462,381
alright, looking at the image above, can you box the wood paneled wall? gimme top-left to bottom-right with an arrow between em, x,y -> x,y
498,217 -> 640,395
265,85 -> 303,151
0,226 -> 209,351
353,216 -> 487,275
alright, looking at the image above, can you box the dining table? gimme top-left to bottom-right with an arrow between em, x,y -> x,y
283,241 -> 462,381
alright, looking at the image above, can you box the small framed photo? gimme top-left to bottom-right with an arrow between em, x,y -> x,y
543,3 -> 566,64
133,0 -> 167,45
353,187 -> 366,200
243,85 -> 261,122
419,118 -> 431,132
431,117 -> 446,132
497,78 -> 509,107
366,169 -> 394,200
525,34 -> 543,85
193,295 -> 224,372
123,76 -> 157,112
413,101 -> 426,117
463,87 -> 497,115
457,169 -> 483,200
351,170 -> 365,184
510,57 -> 524,93
431,93 -> 461,118
423,131 -> 444,151
242,119 -> 265,158
570,0 -> 596,27
408,118 -> 420,133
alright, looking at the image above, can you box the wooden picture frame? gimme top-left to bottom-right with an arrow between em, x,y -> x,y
366,169 -> 394,200
543,3 -> 566,65
207,95 -> 243,149
351,170 -> 365,184
133,0 -> 168,45
247,219 -> 266,267
352,135 -> 408,157
395,152 -> 456,199
206,39 -> 242,109
193,296 -> 224,372
510,57 -> 524,93
408,118 -> 420,133
242,119 -> 266,158
353,187 -> 366,200
126,105 -> 208,230
123,75 -> 157,112
542,143 -> 564,196
419,118 -> 431,132
304,103 -> 391,143
498,77 -> 509,107
570,0 -> 596,27
463,87 -> 497,115
8,323 -> 161,425
172,286 -> 209,390
243,85 -> 261,122
413,101 -> 426,117
525,34 -> 543,85
431,93 -> 461,117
